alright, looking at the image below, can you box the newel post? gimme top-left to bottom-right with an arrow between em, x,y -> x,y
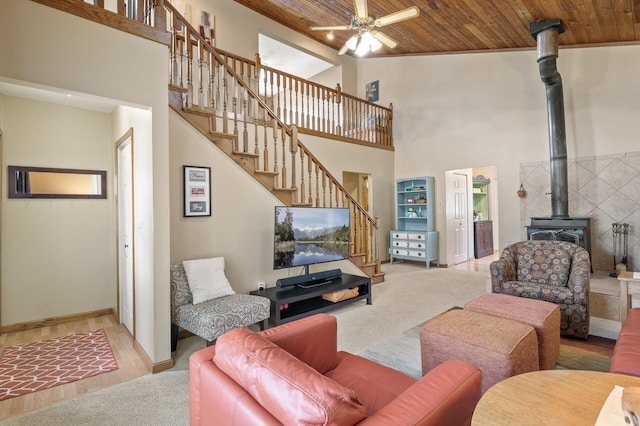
254,53 -> 261,80
335,83 -> 342,136
153,0 -> 167,31
290,125 -> 298,194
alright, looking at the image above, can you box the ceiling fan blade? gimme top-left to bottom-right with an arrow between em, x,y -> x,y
374,6 -> 420,27
338,42 -> 350,55
353,0 -> 368,20
373,31 -> 398,49
309,25 -> 351,31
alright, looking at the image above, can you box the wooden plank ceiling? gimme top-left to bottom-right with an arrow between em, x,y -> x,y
234,0 -> 640,56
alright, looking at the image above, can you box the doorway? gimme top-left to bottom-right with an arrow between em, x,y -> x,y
445,170 -> 471,265
445,165 -> 499,267
343,171 -> 371,212
115,128 -> 135,337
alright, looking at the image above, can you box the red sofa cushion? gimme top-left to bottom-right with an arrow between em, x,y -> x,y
326,351 -> 416,415
214,327 -> 367,425
620,309 -> 640,337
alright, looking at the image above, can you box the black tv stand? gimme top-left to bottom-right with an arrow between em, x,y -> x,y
296,280 -> 332,289
251,273 -> 372,326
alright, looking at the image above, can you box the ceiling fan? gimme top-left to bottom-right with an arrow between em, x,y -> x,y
309,0 -> 420,56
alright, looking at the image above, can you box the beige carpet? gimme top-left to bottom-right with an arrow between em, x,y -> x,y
359,323 -> 613,380
0,264 -> 513,425
334,264 -> 488,353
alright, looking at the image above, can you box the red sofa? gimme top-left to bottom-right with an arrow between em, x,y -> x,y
610,308 -> 640,376
189,313 -> 482,425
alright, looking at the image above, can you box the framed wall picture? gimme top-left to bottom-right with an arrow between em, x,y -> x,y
183,165 -> 211,217
365,80 -> 379,102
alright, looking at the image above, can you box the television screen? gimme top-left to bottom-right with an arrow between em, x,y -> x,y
274,206 -> 350,271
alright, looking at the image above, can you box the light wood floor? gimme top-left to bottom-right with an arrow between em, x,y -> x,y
0,314 -> 148,420
450,252 -> 498,274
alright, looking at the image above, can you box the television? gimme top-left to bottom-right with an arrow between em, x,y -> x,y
273,206 -> 350,275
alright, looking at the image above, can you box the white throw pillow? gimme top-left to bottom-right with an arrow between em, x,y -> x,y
182,257 -> 235,304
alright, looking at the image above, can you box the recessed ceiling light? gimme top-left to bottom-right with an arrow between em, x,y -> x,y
327,33 -> 334,40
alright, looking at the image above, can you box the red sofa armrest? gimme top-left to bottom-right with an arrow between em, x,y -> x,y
189,314 -> 339,424
189,345 -> 281,426
189,345 -> 216,426
360,359 -> 482,426
259,313 -> 339,373
610,309 -> 640,377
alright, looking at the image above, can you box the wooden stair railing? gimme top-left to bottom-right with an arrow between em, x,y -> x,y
213,48 -> 394,149
163,2 -> 384,282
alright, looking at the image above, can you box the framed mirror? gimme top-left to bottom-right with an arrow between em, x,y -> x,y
8,165 -> 107,199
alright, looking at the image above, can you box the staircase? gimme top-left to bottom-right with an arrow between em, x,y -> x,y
164,2 -> 389,282
32,0 -> 390,283
169,104 -> 384,284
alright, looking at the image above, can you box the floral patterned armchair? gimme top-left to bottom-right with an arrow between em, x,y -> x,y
490,240 -> 590,339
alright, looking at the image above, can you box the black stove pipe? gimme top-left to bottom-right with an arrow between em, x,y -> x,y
530,20 -> 568,218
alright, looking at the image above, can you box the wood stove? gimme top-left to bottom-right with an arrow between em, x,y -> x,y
526,217 -> 592,262
527,21 -> 592,265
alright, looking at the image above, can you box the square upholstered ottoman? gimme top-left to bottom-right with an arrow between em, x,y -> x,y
464,293 -> 560,370
420,308 -> 538,393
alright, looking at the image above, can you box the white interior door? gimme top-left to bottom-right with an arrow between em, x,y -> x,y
446,171 -> 470,265
117,135 -> 134,336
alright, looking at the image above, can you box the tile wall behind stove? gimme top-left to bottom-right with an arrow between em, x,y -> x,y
520,151 -> 640,271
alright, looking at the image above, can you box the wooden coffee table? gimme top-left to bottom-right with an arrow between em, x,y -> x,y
472,370 -> 640,425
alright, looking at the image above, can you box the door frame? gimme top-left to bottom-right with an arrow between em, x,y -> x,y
115,128 -> 135,338
445,169 -> 473,266
445,166 -> 500,266
342,171 -> 372,213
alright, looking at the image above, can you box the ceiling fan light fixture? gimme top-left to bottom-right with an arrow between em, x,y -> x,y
355,31 -> 376,55
355,39 -> 369,56
361,31 -> 375,44
346,35 -> 359,50
370,37 -> 383,51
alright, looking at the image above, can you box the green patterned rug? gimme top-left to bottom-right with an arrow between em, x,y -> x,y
556,344 -> 611,372
359,324 -> 611,379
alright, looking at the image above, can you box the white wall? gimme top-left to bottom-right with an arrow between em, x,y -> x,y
1,96 -> 115,323
169,111 -> 394,292
1,0 -> 169,363
357,45 -> 640,259
112,105 -> 159,358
